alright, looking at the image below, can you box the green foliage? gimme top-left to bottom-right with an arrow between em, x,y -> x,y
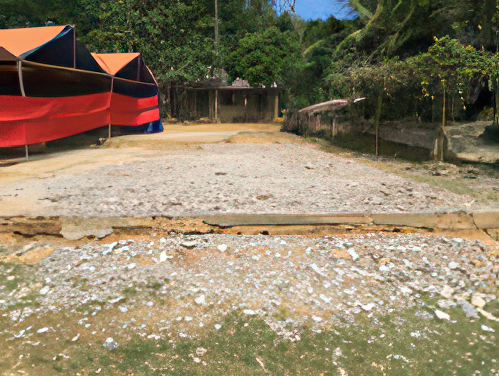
0,0 -> 80,28
224,26 -> 300,87
2,0 -> 499,122
328,37 -> 488,123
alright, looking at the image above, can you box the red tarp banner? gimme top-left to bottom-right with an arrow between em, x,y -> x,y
0,93 -> 110,147
110,93 -> 160,126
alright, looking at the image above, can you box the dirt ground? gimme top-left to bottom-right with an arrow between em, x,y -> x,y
1,123 -> 499,375
1,123 -> 498,218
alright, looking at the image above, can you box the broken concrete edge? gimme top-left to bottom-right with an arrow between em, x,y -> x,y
0,211 -> 497,240
202,214 -> 373,227
471,211 -> 499,230
203,212 -> 499,231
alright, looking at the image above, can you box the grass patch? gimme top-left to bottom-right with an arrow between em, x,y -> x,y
319,132 -> 431,162
53,300 -> 498,376
0,263 -> 36,292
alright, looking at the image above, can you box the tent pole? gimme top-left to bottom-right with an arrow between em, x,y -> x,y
137,57 -> 140,81
108,77 -> 114,139
17,60 -> 28,161
17,61 -> 26,97
73,29 -> 76,69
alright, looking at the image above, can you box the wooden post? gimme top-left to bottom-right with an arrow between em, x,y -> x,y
194,90 -> 197,119
209,90 -> 213,120
274,92 -> 279,120
215,89 -> 219,122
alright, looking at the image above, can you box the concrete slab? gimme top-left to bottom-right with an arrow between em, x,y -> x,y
371,212 -> 477,230
486,229 -> 499,241
0,217 -> 61,236
203,214 -> 372,227
472,212 -> 499,229
60,217 -> 156,240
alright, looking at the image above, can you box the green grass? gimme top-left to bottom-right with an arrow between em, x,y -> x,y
2,274 -> 498,376
55,299 -> 498,375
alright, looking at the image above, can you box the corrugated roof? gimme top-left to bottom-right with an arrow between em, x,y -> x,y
0,25 -> 68,58
92,53 -> 140,76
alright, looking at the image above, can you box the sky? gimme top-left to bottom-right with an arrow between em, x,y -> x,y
293,0 -> 355,21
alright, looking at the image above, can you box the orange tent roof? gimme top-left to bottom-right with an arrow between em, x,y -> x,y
0,25 -> 68,58
92,53 -> 140,76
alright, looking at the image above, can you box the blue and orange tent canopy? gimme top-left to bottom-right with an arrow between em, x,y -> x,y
0,25 -> 161,148
0,25 -> 70,60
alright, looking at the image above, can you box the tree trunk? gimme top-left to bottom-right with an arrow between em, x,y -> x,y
433,80 -> 447,161
166,84 -> 172,119
495,78 -> 499,126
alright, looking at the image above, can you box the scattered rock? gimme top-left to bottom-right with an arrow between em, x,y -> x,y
481,325 -> 495,333
182,241 -> 198,249
361,303 -> 375,311
398,286 -> 412,295
415,310 -> 434,320
196,347 -> 208,356
435,310 -> 450,320
437,299 -> 457,310
39,286 -> 50,295
217,244 -> 228,252
347,248 -> 359,261
440,286 -> 454,299
471,295 -> 486,308
103,337 -> 119,350
195,295 -> 206,305
309,263 -> 326,277
457,300 -> 479,318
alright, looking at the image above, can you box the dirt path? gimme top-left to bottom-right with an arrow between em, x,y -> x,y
1,123 -> 498,217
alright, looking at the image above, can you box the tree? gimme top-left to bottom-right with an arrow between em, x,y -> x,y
484,51 -> 499,126
337,0 -> 484,60
0,0 -> 80,28
224,26 -> 301,87
412,37 -> 484,159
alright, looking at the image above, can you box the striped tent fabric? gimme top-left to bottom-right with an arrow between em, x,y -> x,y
0,25 -> 161,148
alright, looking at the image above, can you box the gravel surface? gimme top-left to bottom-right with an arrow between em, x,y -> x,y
6,143 -> 494,217
2,233 -> 498,336
1,232 -> 498,374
